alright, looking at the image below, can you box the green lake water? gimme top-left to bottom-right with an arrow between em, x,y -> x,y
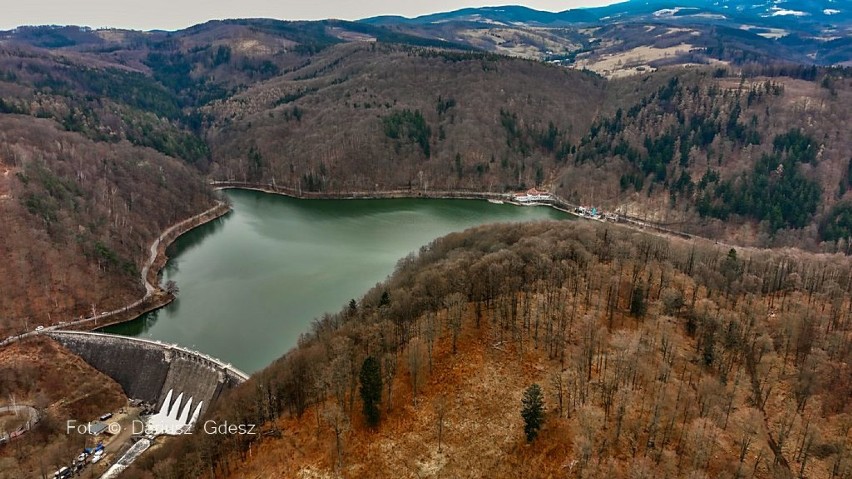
102,189 -> 570,373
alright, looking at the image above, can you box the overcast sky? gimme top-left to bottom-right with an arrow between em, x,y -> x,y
3,0 -> 619,31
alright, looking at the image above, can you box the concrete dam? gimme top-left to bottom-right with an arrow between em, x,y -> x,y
48,331 -> 248,418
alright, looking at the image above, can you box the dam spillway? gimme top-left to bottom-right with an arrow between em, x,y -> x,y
145,388 -> 204,435
47,331 -> 248,417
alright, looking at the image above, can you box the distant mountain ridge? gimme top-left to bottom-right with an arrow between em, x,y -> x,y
359,0 -> 850,66
362,0 -> 851,31
2,1 -> 849,67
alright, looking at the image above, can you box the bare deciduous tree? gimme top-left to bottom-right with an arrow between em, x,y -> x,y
323,404 -> 350,470
408,338 -> 426,406
382,352 -> 397,412
445,292 -> 466,354
433,394 -> 448,453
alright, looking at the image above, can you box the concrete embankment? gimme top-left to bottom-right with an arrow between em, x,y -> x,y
47,331 -> 247,417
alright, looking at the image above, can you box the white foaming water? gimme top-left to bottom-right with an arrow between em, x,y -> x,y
189,401 -> 203,425
145,389 -> 203,435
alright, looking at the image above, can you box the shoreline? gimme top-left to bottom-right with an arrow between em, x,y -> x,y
0,200 -> 231,347
211,180 -> 693,239
65,183 -> 561,337
80,200 -> 233,333
210,180 -> 513,201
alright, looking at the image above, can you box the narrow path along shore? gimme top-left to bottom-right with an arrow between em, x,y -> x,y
139,200 -> 230,297
0,201 -> 230,348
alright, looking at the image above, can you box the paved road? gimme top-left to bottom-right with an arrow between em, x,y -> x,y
0,404 -> 39,441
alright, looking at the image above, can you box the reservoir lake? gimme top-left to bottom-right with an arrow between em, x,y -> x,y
103,189 -> 570,373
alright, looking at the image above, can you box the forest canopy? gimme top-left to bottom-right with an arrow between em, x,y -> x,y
130,220 -> 852,479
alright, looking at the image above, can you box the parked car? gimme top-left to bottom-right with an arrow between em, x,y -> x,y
99,413 -> 113,421
53,467 -> 71,479
91,450 -> 104,463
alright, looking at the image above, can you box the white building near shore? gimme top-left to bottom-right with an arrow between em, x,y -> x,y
514,188 -> 551,203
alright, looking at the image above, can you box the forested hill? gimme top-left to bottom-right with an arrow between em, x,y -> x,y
0,40 -> 219,336
127,220 -> 852,479
204,44 -> 851,252
0,115 -> 215,337
1,22 -> 850,255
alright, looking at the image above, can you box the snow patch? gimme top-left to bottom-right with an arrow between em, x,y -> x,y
653,7 -> 698,17
691,13 -> 727,19
769,7 -> 809,16
653,8 -> 680,16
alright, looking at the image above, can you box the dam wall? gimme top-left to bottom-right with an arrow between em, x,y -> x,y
47,331 -> 248,416
156,349 -> 227,412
